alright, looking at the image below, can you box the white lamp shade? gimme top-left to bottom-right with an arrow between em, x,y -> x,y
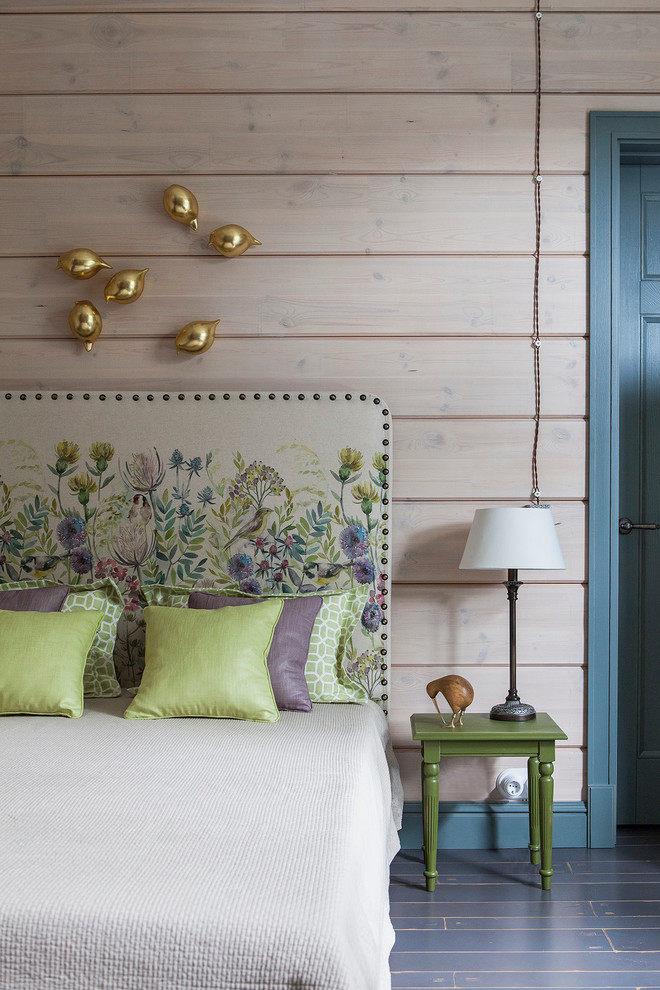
459,507 -> 565,570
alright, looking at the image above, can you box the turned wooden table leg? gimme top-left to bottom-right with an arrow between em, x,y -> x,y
539,760 -> 555,890
527,754 -> 541,865
422,760 -> 439,892
420,756 -> 425,858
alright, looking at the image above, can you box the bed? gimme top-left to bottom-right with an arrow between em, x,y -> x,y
0,391 -> 401,990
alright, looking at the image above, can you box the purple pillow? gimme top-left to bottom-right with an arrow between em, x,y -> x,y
0,584 -> 70,612
187,592 -> 322,713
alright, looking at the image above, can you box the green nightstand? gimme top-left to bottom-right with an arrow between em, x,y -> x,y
410,712 -> 568,891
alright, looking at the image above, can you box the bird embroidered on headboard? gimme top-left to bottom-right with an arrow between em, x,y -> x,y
303,561 -> 351,586
223,507 -> 272,552
20,553 -> 68,579
129,494 -> 152,527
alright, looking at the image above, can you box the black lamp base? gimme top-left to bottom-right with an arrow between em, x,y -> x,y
490,699 -> 536,721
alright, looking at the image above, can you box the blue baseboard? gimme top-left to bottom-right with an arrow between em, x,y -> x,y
399,800 -> 588,849
588,785 -> 616,847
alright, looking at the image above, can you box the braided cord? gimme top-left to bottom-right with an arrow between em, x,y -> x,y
531,0 -> 543,504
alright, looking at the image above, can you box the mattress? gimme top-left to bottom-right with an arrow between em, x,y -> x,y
0,698 -> 402,990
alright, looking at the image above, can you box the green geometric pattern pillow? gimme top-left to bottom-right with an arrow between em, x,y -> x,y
141,583 -> 368,704
0,578 -> 122,698
61,580 -> 123,698
305,588 -> 369,703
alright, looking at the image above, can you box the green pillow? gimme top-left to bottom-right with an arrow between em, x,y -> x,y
0,579 -> 123,698
61,580 -> 123,698
0,608 -> 103,717
304,587 -> 369,703
141,583 -> 369,704
124,601 -> 283,721
141,584 -> 191,609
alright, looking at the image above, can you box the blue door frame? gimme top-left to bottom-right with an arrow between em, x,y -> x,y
589,112 -> 660,846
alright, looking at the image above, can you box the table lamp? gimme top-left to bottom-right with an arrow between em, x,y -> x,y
459,506 -> 565,721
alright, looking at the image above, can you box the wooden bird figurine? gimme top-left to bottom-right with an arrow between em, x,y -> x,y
426,674 -> 474,727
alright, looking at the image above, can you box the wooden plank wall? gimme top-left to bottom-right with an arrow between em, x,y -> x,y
1,0 -> 658,806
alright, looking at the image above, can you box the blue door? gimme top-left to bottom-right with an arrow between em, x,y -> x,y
618,164 -> 660,824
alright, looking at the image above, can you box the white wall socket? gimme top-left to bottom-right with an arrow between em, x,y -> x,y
496,768 -> 528,801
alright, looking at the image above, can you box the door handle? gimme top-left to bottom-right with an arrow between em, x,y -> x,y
619,517 -> 660,535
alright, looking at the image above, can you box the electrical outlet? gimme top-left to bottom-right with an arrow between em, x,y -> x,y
496,768 -> 528,801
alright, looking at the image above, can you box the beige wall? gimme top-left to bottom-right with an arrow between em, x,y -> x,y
2,1 -> 659,803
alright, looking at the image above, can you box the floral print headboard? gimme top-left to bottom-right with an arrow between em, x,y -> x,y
0,391 -> 392,709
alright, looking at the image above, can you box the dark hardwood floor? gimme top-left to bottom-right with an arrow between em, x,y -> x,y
389,827 -> 660,989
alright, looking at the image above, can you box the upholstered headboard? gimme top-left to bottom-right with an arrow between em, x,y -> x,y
0,391 -> 391,709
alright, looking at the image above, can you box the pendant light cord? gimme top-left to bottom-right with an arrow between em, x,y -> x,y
531,1 -> 543,505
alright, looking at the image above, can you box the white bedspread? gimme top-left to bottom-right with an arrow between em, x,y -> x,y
0,699 -> 402,990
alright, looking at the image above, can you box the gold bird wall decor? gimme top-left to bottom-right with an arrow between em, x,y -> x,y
68,300 -> 102,351
56,188 -> 263,356
163,184 -> 199,230
208,224 -> 261,258
57,248 -> 112,280
104,268 -> 149,304
174,320 -> 220,355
